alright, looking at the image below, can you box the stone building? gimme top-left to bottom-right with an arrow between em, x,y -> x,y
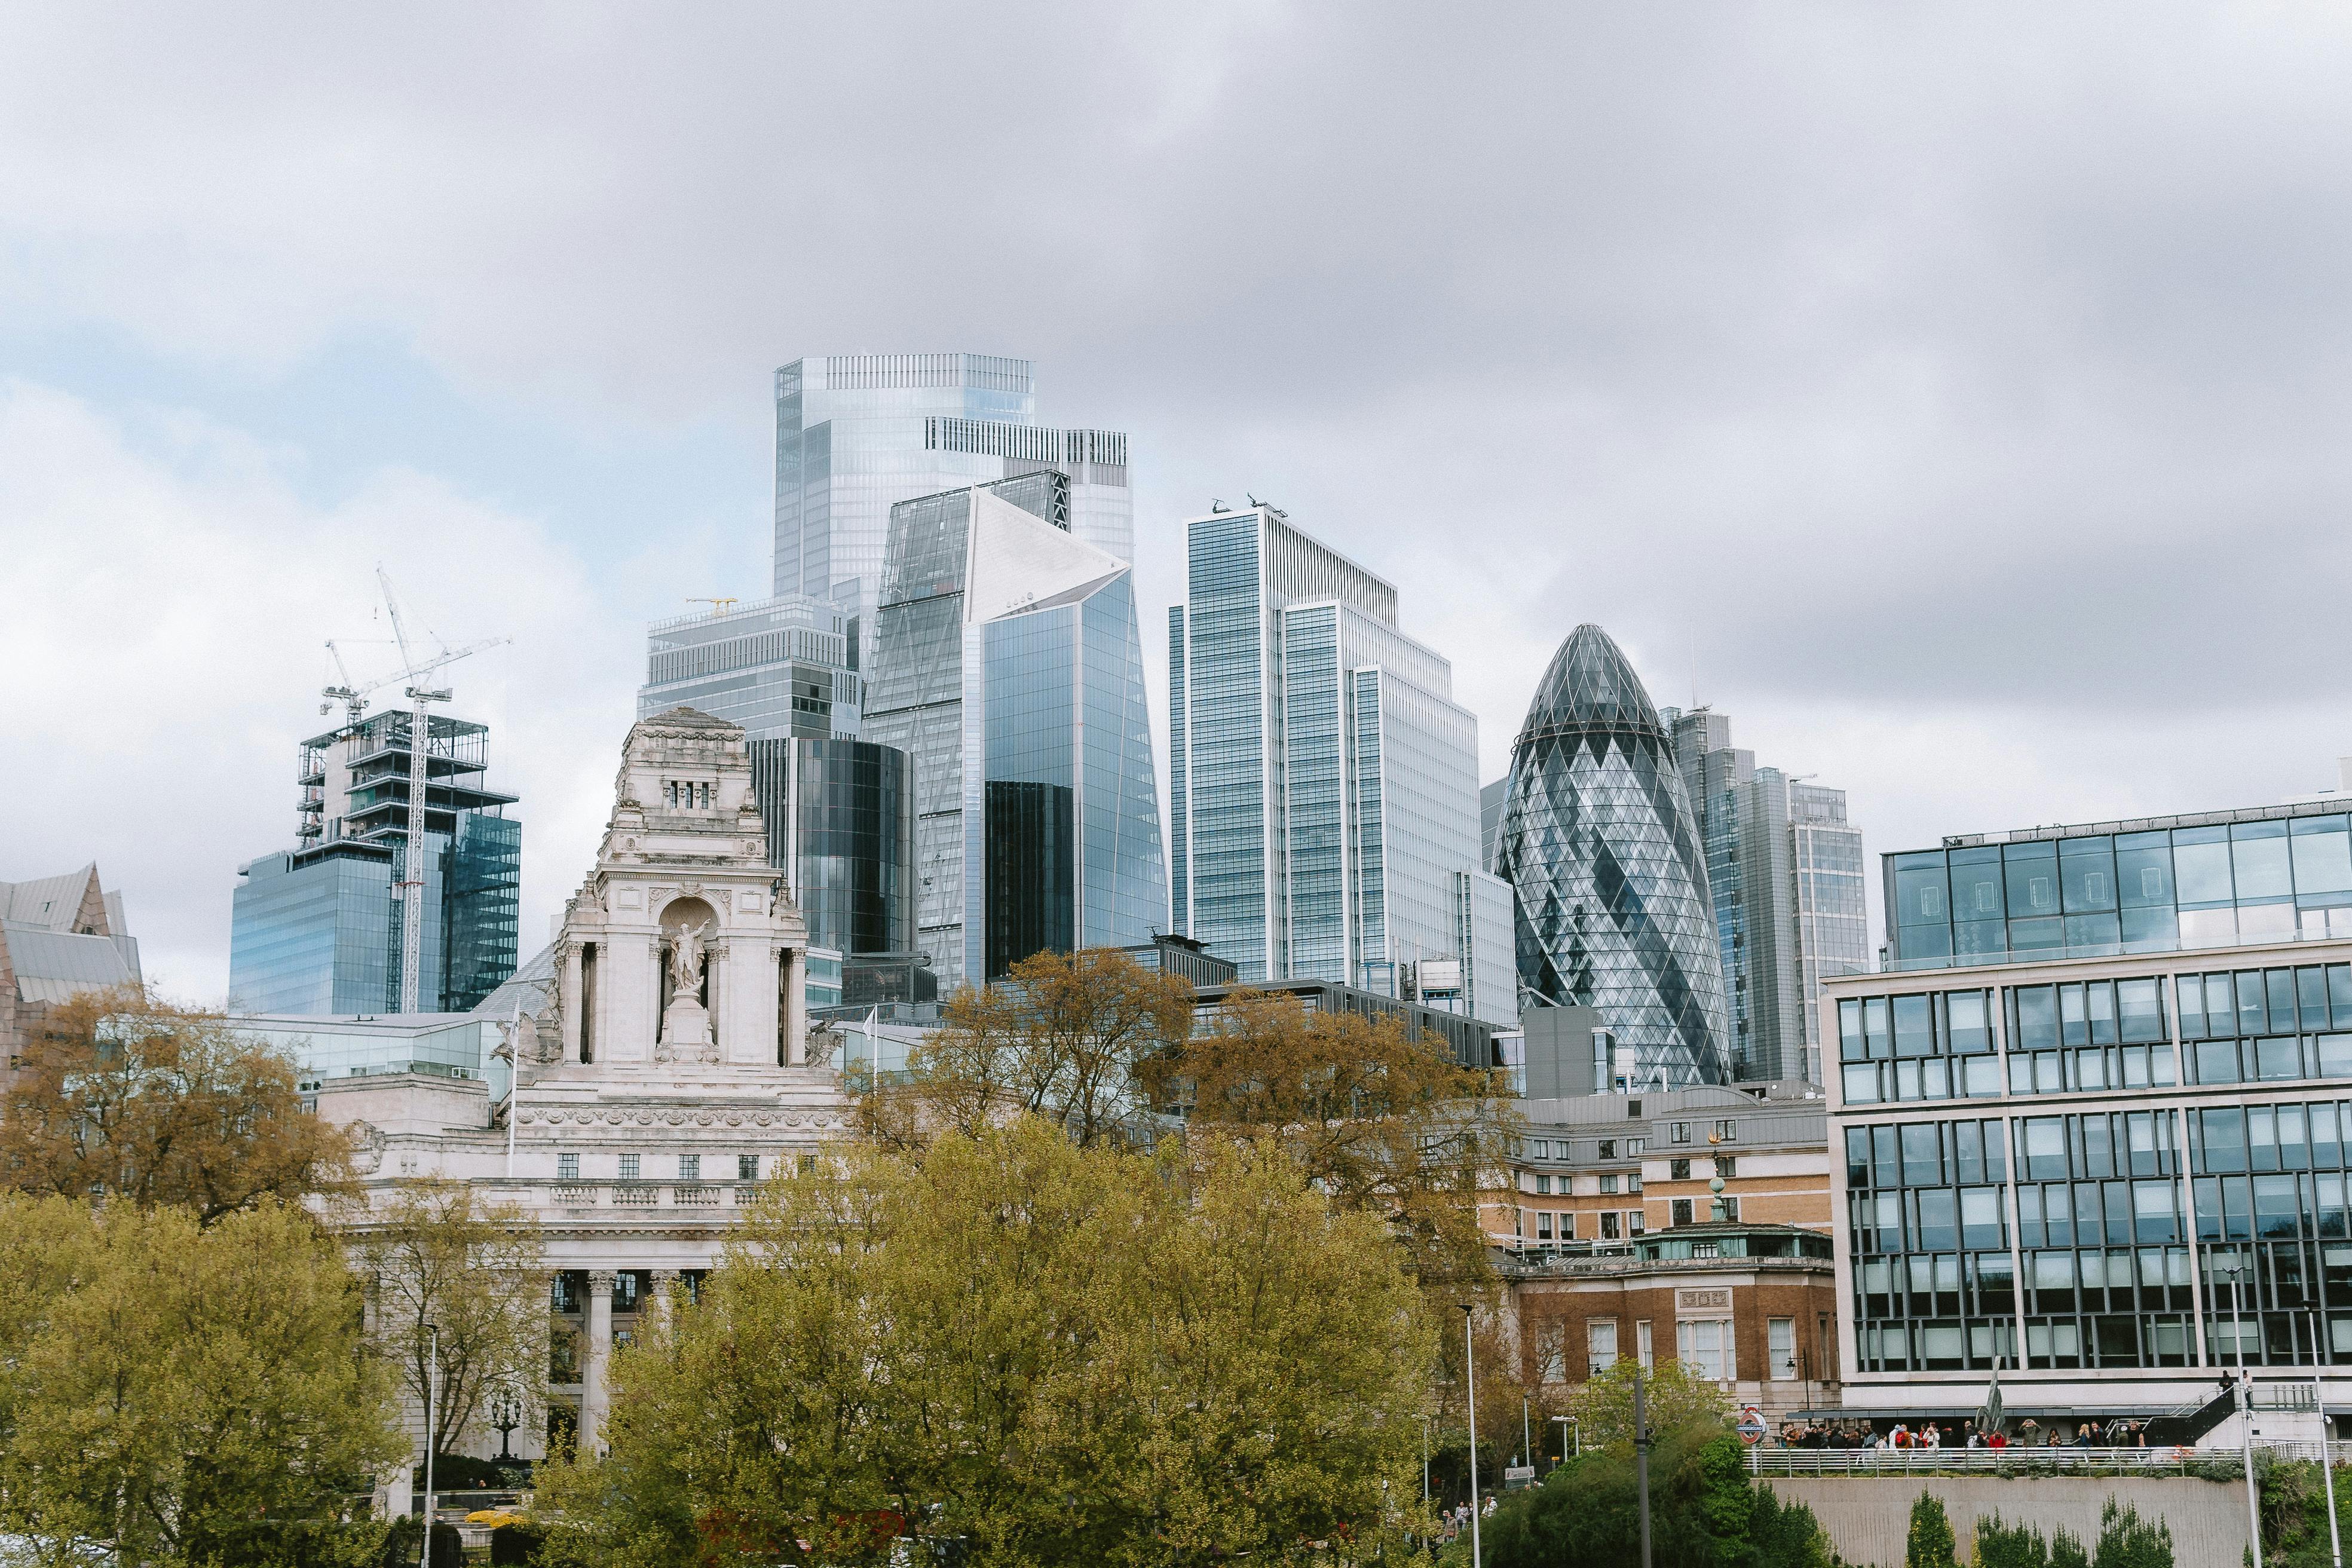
1,863 -> 140,1089
316,708 -> 849,1460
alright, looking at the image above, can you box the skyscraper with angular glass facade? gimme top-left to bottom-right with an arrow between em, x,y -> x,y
1659,706 -> 1869,1085
1166,506 -> 1514,1024
1829,792 -> 2352,1437
865,471 -> 1165,991
771,354 -> 1132,660
229,710 -> 520,1016
1495,624 -> 1732,1086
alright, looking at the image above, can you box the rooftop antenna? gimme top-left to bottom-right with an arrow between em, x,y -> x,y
321,567 -> 509,1013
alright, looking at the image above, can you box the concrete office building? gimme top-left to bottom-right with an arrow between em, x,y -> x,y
1660,707 -> 1870,1086
1830,790 -> 2352,1440
230,710 -> 520,1016
864,471 -> 1166,991
1494,625 -> 1733,1087
1167,503 -> 1514,1024
1,863 -> 141,1088
771,354 -> 1132,661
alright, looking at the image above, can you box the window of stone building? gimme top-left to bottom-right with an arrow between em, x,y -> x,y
1670,1157 -> 1691,1180
1535,1173 -> 1551,1195
799,1152 -> 817,1175
1679,1318 -> 1734,1380
1671,1198 -> 1694,1226
1637,1319 -> 1655,1368
1628,1137 -> 1646,1154
1769,1317 -> 1796,1379
1600,1174 -> 1618,1195
1600,1211 -> 1622,1240
1628,1174 -> 1643,1193
1538,1211 -> 1554,1241
618,1153 -> 641,1181
1588,1319 -> 1619,1372
1560,1211 -> 1576,1241
738,1153 -> 760,1180
1714,1119 -> 1738,1142
1598,1139 -> 1617,1159
1628,1209 -> 1646,1236
1672,1122 -> 1690,1144
1715,1156 -> 1737,1179
557,1152 -> 579,1181
1722,1196 -> 1741,1221
680,1153 -> 701,1181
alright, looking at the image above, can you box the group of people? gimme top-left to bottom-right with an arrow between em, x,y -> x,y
1772,1417 -> 2151,1449
1435,1496 -> 1498,1541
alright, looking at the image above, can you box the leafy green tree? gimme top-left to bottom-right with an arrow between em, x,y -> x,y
2050,1526 -> 2091,1568
1907,1492 -> 1958,1568
1974,1513 -> 2051,1568
537,1118 -> 1432,1567
0,1195 -> 403,1566
1568,1357 -> 1734,1448
2091,1498 -> 2174,1568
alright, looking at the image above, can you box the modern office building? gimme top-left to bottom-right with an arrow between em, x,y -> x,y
1,863 -> 141,1086
1659,707 -> 1870,1086
771,354 -> 1133,659
638,594 -> 862,740
1494,624 -> 1733,1088
229,709 -> 521,1016
746,737 -> 912,960
864,470 -> 1166,991
1830,792 -> 2352,1438
1166,504 -> 1514,1024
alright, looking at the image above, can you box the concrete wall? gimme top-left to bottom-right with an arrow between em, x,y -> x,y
1764,1476 -> 2251,1566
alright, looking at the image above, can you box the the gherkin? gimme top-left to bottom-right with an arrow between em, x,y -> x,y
1496,624 -> 1733,1086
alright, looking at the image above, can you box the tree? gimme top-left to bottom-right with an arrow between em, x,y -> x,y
2092,1498 -> 2174,1568
1906,1492 -> 1958,1568
0,985 -> 353,1221
537,1117 -> 1432,1567
1137,984 -> 1520,1283
0,1194 -> 403,1566
1568,1357 -> 1734,1449
852,947 -> 1195,1152
1975,1513 -> 2053,1568
345,1179 -> 548,1460
1483,1424 -> 1838,1567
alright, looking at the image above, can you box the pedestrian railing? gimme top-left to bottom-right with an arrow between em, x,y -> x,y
1748,1446 -> 2200,1477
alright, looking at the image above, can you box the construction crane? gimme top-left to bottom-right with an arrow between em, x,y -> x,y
318,566 -> 509,1015
687,597 -> 739,615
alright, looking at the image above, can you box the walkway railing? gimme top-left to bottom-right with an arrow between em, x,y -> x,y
1748,1441 -> 2352,1476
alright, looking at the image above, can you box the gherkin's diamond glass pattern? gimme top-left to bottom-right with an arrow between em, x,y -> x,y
1497,624 -> 1734,1086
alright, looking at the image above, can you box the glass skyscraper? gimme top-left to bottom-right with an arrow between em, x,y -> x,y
229,710 -> 520,1015
638,594 -> 862,740
747,737 -> 912,960
1659,707 -> 1869,1085
771,354 -> 1133,659
1496,624 -> 1732,1086
865,471 -> 1166,991
1167,505 -> 1513,1024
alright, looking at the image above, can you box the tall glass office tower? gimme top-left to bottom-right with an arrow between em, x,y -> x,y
771,354 -> 1132,658
229,711 -> 520,1015
1496,624 -> 1731,1086
1659,706 -> 1868,1085
865,471 -> 1166,991
638,595 -> 862,740
1167,506 -> 1514,1024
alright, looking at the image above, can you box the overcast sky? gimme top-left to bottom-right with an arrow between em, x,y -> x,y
6,5 -> 2352,1002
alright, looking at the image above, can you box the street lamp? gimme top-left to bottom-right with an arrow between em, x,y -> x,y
1459,1303 -> 1482,1568
1552,1413 -> 1579,1461
421,1322 -> 440,1568
2224,1260 -> 2264,1568
491,1384 -> 523,1465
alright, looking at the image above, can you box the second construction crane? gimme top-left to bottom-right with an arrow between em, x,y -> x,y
319,567 -> 509,1015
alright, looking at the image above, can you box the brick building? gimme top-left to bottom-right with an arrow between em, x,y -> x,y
1506,1221 -> 1842,1426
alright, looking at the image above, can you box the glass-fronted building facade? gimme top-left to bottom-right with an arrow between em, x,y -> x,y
1830,937 -> 2352,1420
771,354 -> 1132,662
638,594 -> 862,740
748,737 -> 912,959
1885,801 -> 2352,971
1166,506 -> 1513,1023
865,472 -> 1166,991
1496,624 -> 1733,1087
229,710 -> 520,1016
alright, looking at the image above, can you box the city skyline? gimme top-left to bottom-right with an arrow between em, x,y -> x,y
10,10 -> 2352,999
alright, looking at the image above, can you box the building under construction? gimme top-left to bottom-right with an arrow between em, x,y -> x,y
229,708 -> 520,1016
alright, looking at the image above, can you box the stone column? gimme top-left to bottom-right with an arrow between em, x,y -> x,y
648,1268 -> 681,1334
785,949 -> 808,1067
580,1269 -> 616,1457
559,943 -> 583,1059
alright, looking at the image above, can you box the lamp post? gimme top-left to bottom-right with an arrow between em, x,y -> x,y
1460,1303 -> 1482,1568
2225,1261 -> 2264,1568
1634,1365 -> 1654,1568
2314,1312 -> 2343,1568
421,1321 -> 440,1568
491,1384 -> 522,1464
1551,1413 -> 1578,1462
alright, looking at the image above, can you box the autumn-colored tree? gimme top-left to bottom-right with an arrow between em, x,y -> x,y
850,946 -> 1195,1152
0,985 -> 353,1221
537,1118 -> 1431,1567
0,1194 -> 403,1566
346,1179 -> 549,1460
1138,985 -> 1520,1283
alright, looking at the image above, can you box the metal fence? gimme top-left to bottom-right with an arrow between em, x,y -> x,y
1748,1442 -> 2352,1477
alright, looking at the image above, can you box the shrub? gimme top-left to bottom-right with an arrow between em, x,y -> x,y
1906,1492 -> 1956,1568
